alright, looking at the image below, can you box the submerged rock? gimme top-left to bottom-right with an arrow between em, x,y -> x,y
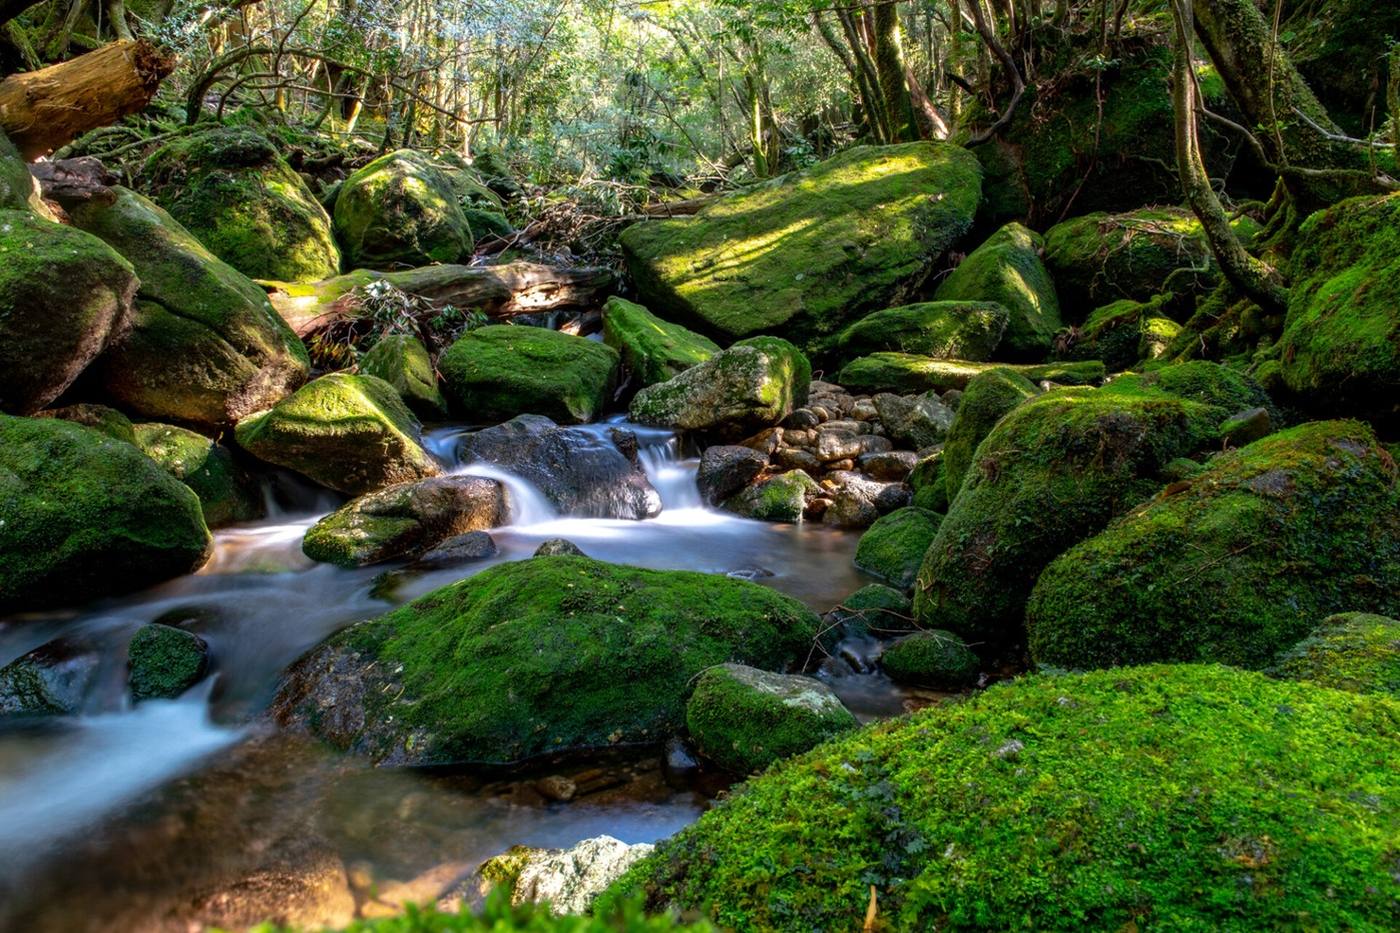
0,638 -> 101,715
333,149 -> 474,269
933,223 -> 1061,360
854,506 -> 942,591
601,296 -> 719,389
272,556 -> 826,765
439,325 -> 619,425
684,663 -> 857,774
359,333 -> 448,420
133,422 -> 263,528
1269,612 -> 1400,698
127,622 -> 209,701
833,301 -> 1009,363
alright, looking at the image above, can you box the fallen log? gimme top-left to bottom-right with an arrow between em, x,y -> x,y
0,40 -> 174,159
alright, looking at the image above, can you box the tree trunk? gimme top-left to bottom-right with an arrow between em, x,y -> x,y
0,39 -> 172,158
871,0 -> 916,141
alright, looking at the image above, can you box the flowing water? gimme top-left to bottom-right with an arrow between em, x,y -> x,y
0,419 -> 925,931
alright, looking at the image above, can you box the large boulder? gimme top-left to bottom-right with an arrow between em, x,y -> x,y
302,475 -> 506,567
630,337 -> 810,438
137,127 -> 339,282
837,354 -> 1101,395
933,223 -> 1061,360
1269,613 -> 1400,698
359,333 -> 448,420
1276,193 -> 1400,429
0,415 -> 211,613
439,325 -> 619,425
684,663 -> 857,774
604,664 -> 1400,930
70,187 -> 311,428
133,422 -> 262,528
600,297 -> 719,389
914,363 -> 1272,646
456,415 -> 660,519
853,506 -> 942,591
271,556 -> 826,765
621,142 -> 981,351
234,373 -> 440,495
833,301 -> 1008,363
0,210 -> 137,414
332,150 -> 474,269
942,367 -> 1039,500
1027,421 -> 1400,670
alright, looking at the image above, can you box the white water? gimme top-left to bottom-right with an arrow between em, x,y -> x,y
451,461 -> 560,525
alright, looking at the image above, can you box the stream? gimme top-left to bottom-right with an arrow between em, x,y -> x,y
0,419 -> 920,931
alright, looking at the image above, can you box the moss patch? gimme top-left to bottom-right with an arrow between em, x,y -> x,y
880,629 -> 979,688
942,367 -> 1039,501
127,623 -> 209,701
1269,613 -> 1400,698
833,301 -> 1008,364
439,325 -> 619,424
934,223 -> 1061,360
837,354 -> 1101,395
333,149 -> 474,269
854,507 -> 942,591
134,422 -> 261,528
360,333 -> 448,420
600,296 -> 719,389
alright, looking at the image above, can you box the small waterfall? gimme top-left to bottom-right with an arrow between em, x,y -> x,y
637,435 -> 704,512
452,463 -> 559,526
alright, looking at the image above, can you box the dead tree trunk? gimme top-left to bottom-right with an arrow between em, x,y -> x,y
0,40 -> 173,158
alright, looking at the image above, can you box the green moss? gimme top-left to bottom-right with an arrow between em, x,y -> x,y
360,334 -> 448,419
722,469 -> 818,523
0,128 -> 42,213
907,450 -> 948,513
0,415 -> 211,613
942,368 -> 1039,501
234,373 -> 439,495
827,583 -> 915,638
439,325 -> 619,424
333,149 -> 474,269
37,404 -> 136,444
127,622 -> 208,701
137,127 -> 339,282
854,507 -> 943,591
834,301 -> 1009,364
915,362 -> 1273,646
1064,293 -> 1184,371
880,629 -> 979,688
933,223 -> 1062,360
463,208 -> 513,240
838,354 -> 1102,395
1269,613 -> 1400,698
134,422 -> 261,528
621,142 -> 981,352
605,664 -> 1400,931
685,663 -> 858,774
1027,421 -> 1400,670
278,556 -> 827,765
600,296 -> 719,389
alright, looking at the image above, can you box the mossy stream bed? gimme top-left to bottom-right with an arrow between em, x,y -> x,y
0,420 -> 923,931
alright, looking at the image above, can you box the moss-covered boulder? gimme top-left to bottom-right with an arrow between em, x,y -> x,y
1276,193 -> 1400,428
1065,293 -> 1183,370
359,333 -> 447,419
833,301 -> 1008,364
0,639 -> 99,715
826,583 -> 916,639
272,556 -> 826,765
684,663 -> 857,774
914,362 -> 1272,645
600,297 -> 719,389
0,129 -> 44,213
942,368 -> 1039,501
854,507 -> 942,591
333,150 -> 473,269
604,664 -> 1400,930
1269,613 -> 1400,698
0,210 -> 137,415
70,187 -> 310,428
621,142 -> 981,351
630,337 -> 809,437
908,449 -> 949,513
127,623 -> 209,701
0,415 -> 211,613
880,629 -> 979,689
302,476 -> 505,567
37,403 -> 136,444
234,373 -> 440,495
464,207 -> 513,240
837,354 -> 1102,395
439,325 -> 618,425
1027,421 -> 1400,670
722,469 -> 819,523
933,223 -> 1061,360
137,127 -> 339,282
134,422 -> 262,528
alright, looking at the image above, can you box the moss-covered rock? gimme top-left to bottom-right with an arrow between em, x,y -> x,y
621,142 -> 981,351
359,333 -> 448,419
915,362 -> 1273,646
0,210 -> 137,415
272,556 -> 827,766
853,507 -> 942,591
439,325 -> 618,424
464,208 -> 513,240
880,629 -> 979,688
600,296 -> 719,389
1269,613 -> 1400,698
833,301 -> 1008,364
908,449 -> 949,513
37,403 -> 136,444
721,469 -> 819,523
630,337 -> 809,437
1276,193 -> 1400,428
605,664 -> 1400,930
333,150 -> 473,269
1027,421 -> 1400,670
70,187 -> 311,428
1065,293 -> 1183,371
133,422 -> 262,528
137,127 -> 339,282
837,353 -> 1102,395
826,583 -> 915,639
234,373 -> 440,495
302,476 -> 505,567
933,223 -> 1062,360
0,128 -> 44,213
127,623 -> 210,701
684,663 -> 857,774
0,415 -> 211,613
942,367 -> 1039,501
0,640 -> 98,715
